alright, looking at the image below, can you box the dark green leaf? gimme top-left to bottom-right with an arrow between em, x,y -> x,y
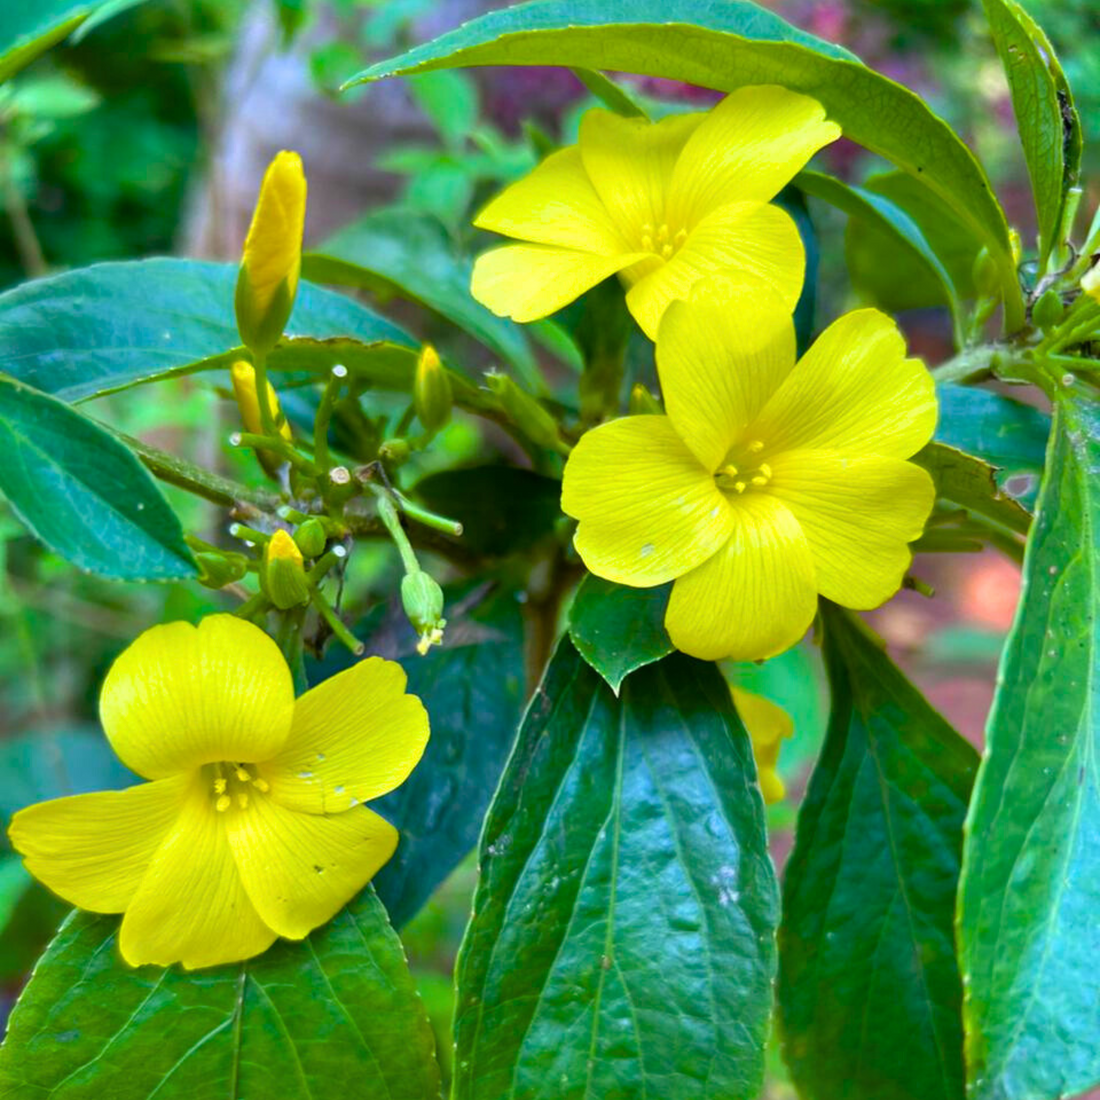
0,259 -> 412,402
309,582 -> 526,929
916,440 -> 1032,533
347,0 -> 1023,329
779,604 -> 977,1100
984,0 -> 1081,267
0,376 -> 197,579
957,392 -> 1100,1100
0,887 -> 441,1099
453,639 -> 777,1099
567,575 -> 672,692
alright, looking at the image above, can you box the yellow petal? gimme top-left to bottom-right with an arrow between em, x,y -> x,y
767,450 -> 936,609
473,145 -> 626,254
562,415 -> 734,587
262,657 -> 429,815
230,360 -> 292,442
625,201 -> 804,339
8,777 -> 188,913
758,769 -> 787,805
665,493 -> 817,661
657,282 -> 796,471
99,615 -> 295,780
119,780 -> 276,969
241,150 -> 306,318
751,309 -> 937,459
471,243 -> 648,322
731,686 -> 793,805
228,798 -> 397,940
579,109 -> 704,243
668,86 -> 841,224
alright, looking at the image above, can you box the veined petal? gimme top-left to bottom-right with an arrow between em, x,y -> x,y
473,145 -> 626,254
579,109 -> 704,244
99,615 -> 295,780
665,493 -> 817,662
668,86 -> 841,224
751,308 -> 937,459
8,777 -> 188,913
263,657 -> 429,815
562,415 -> 733,587
767,449 -> 935,608
657,282 -> 796,471
228,799 -> 397,940
625,201 -> 804,339
120,780 -> 276,969
471,244 -> 648,322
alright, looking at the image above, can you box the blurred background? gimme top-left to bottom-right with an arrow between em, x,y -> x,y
1,0 -> 1092,1093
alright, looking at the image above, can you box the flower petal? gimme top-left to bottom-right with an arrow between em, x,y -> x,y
657,282 -> 796,471
119,780 -> 276,969
668,86 -> 841,224
99,615 -> 295,780
473,145 -> 626,254
8,777 -> 188,913
579,109 -> 704,243
625,201 -> 804,339
471,243 -> 648,323
732,687 -> 793,805
665,493 -> 817,662
242,150 -> 306,316
767,450 -> 936,608
228,799 -> 397,940
750,308 -> 937,459
262,657 -> 429,815
562,415 -> 733,587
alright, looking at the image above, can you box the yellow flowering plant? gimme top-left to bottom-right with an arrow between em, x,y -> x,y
3,3 -> 1100,1098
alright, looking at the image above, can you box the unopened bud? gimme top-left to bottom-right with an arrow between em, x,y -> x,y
261,529 -> 311,609
293,517 -> 327,559
379,438 -> 411,464
401,570 -> 446,655
629,384 -> 663,416
1032,288 -> 1065,330
230,361 -> 292,442
413,344 -> 453,435
485,372 -> 565,453
195,551 -> 249,589
972,247 -> 1000,299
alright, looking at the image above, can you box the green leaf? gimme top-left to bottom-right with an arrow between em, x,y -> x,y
0,376 -> 197,580
0,258 -> 412,402
779,604 -> 977,1100
0,887 -> 442,1099
347,0 -> 1024,329
915,440 -> 1032,534
302,209 -> 541,382
453,639 -> 777,1100
308,582 -> 526,929
983,0 -> 1081,267
567,574 -> 672,692
407,69 -> 479,146
957,392 -> 1100,1100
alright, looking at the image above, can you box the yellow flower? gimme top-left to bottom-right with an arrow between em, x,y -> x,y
732,687 -> 793,804
235,150 -> 307,355
8,615 -> 428,970
561,286 -> 937,662
471,86 -> 840,339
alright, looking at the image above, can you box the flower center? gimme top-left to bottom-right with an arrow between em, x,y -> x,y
206,761 -> 269,812
715,439 -> 772,495
640,221 -> 687,261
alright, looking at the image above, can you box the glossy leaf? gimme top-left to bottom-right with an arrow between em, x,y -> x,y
957,393 -> 1100,1100
453,639 -> 777,1100
984,0 -> 1081,266
0,887 -> 442,1099
779,604 -> 977,1100
916,440 -> 1032,533
0,377 -> 196,579
348,0 -> 1023,328
308,582 -> 526,928
567,574 -> 672,692
0,258 -> 411,402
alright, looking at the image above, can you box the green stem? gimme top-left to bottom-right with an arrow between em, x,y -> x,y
251,350 -> 277,439
233,432 -> 315,474
313,364 -> 347,474
392,489 -> 463,537
372,487 -> 421,575
311,587 -> 364,655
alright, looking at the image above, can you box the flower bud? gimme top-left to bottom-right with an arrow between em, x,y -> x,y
379,437 -> 411,464
485,372 -> 565,453
731,687 -> 793,805
629,383 -> 663,416
401,570 -> 446,655
261,529 -> 311,609
235,150 -> 306,356
293,517 -> 327,559
1082,262 -> 1100,302
195,551 -> 249,590
413,344 -> 453,435
230,361 -> 292,442
1032,287 -> 1064,330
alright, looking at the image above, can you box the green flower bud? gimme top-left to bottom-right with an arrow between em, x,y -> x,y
629,384 -> 663,416
294,517 -> 327,559
485,372 -> 565,453
379,437 -> 411,464
401,570 -> 446,655
413,344 -> 453,435
1032,287 -> 1065,330
261,529 -> 311,609
972,247 -> 1001,298
195,551 -> 249,590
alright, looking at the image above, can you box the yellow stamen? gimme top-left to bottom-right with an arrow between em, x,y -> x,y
735,481 -> 747,494
235,766 -> 251,782
253,777 -> 270,793
213,777 -> 227,795
237,792 -> 250,809
719,464 -> 738,477
216,794 -> 231,813
747,440 -> 764,453
759,462 -> 772,479
751,476 -> 768,487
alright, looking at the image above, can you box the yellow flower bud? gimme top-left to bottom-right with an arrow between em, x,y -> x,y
401,570 -> 446,655
235,150 -> 307,355
230,361 -> 292,442
413,344 -> 453,435
262,529 -> 311,609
